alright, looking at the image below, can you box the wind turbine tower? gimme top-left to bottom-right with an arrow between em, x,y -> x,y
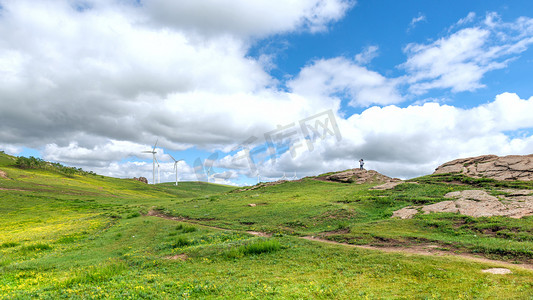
142,140 -> 158,184
168,154 -> 184,186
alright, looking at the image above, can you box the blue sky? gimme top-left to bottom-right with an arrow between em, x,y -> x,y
1,0 -> 532,185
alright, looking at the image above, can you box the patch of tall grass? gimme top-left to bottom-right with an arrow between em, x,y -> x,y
225,239 -> 281,258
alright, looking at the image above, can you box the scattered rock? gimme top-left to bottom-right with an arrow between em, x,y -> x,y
434,154 -> 533,181
482,268 -> 512,274
317,169 -> 400,184
392,207 -> 419,219
133,177 -> 148,184
248,203 -> 256,207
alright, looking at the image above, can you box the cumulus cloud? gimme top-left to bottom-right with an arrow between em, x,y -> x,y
0,2 -> 532,185
402,13 -> 533,95
222,93 -> 533,181
142,0 -> 355,38
288,57 -> 403,107
0,0 -> 351,152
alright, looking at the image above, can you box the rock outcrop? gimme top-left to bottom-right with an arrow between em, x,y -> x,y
392,189 -> 533,219
317,169 -> 400,184
434,154 -> 533,181
133,177 -> 148,184
233,180 -> 288,192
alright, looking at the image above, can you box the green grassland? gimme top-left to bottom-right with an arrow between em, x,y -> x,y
0,152 -> 532,299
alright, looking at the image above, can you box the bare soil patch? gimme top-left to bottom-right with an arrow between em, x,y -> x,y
0,187 -> 27,192
322,228 -> 351,236
482,268 -> 512,274
0,169 -> 8,179
247,231 -> 272,237
165,254 -> 188,261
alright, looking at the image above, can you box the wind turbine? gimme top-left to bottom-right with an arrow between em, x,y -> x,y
281,172 -> 287,180
292,172 -> 297,180
142,139 -> 158,184
168,154 -> 184,186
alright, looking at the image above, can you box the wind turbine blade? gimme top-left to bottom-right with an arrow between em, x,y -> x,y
153,138 -> 158,151
168,154 -> 176,162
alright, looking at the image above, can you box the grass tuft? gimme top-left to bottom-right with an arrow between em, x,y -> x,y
0,242 -> 19,248
226,239 -> 281,258
176,224 -> 197,233
21,243 -> 52,252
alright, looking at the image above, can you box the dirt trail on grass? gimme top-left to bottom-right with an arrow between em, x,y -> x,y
0,187 -> 27,191
301,236 -> 533,271
147,210 -> 533,271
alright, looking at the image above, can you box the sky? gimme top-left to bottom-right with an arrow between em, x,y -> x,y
1,0 -> 533,186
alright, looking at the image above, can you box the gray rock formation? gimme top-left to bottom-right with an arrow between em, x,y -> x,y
434,154 -> 533,181
133,177 -> 148,184
392,189 -> 533,219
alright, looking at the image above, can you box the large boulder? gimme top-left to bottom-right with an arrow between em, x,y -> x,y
133,177 -> 148,184
393,189 -> 533,219
433,154 -> 533,181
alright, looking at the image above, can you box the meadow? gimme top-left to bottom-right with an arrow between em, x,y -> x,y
0,152 -> 532,299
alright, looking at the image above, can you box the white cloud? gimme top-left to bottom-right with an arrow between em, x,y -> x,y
354,45 -> 379,65
1,2 -> 532,186
408,13 -> 426,31
42,140 -> 165,167
0,0 -> 350,151
457,12 -> 476,27
142,0 -> 355,38
234,92 -> 533,180
402,13 -> 533,95
289,57 -> 403,107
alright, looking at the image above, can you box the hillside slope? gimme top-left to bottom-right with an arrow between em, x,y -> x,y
1,152 -> 532,298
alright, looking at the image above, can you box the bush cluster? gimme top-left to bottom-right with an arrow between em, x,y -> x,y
15,156 -> 96,176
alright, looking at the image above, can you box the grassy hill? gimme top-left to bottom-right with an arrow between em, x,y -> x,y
1,152 -> 532,299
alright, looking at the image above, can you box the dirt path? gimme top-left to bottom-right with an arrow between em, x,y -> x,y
301,236 -> 533,271
147,210 -> 533,271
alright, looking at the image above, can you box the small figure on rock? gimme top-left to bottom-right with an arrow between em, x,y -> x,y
359,159 -> 364,170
